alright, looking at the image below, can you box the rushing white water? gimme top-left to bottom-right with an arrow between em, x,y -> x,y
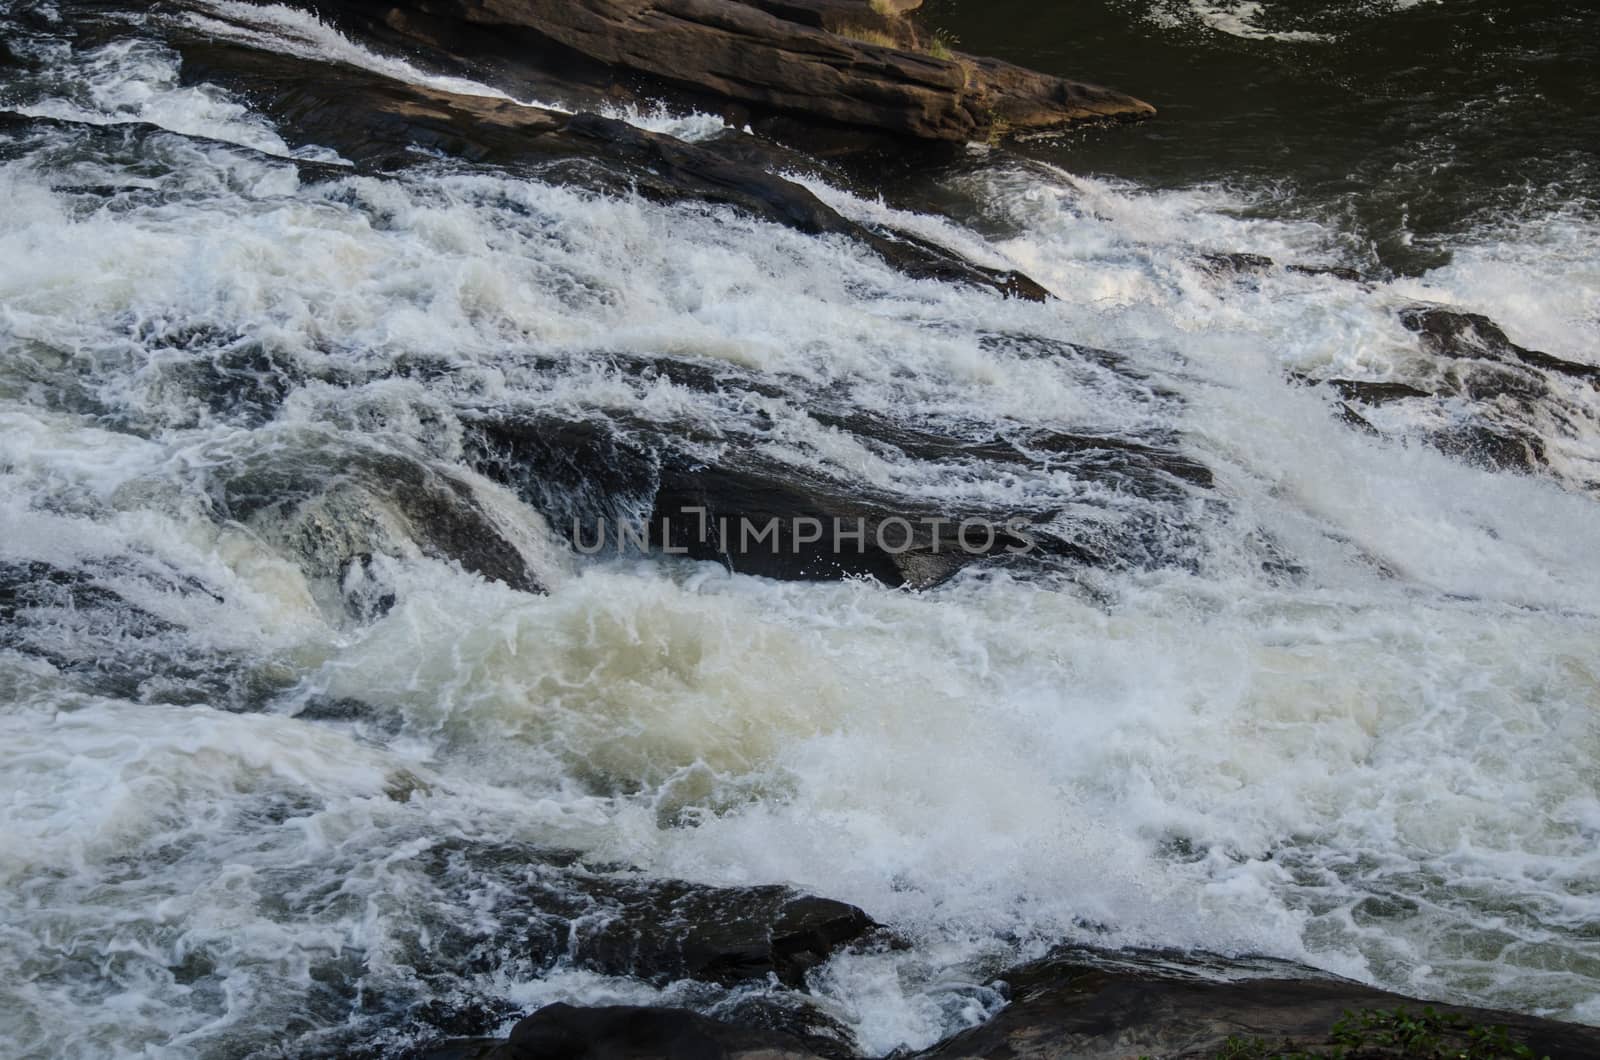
2,6 -> 1599,1059
1145,0 -> 1439,43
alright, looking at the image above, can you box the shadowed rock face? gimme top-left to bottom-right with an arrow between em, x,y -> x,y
922,948 -> 1600,1060
464,399 -> 1213,589
308,0 -> 1154,142
417,1004 -> 827,1060
1400,306 -> 1600,383
211,439 -> 546,599
406,842 -> 881,989
412,946 -> 1600,1060
1281,301 -> 1600,486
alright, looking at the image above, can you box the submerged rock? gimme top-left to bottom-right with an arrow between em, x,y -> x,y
1311,306 -> 1600,486
1321,378 -> 1433,405
311,0 -> 1153,144
465,399 -> 1212,588
213,440 -> 543,599
1197,250 -> 1366,283
0,558 -> 280,707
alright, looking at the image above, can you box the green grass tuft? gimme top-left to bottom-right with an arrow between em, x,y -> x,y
835,22 -> 899,49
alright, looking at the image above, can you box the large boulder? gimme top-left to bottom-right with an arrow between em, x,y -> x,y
208,435 -> 547,610
306,0 -> 1153,143
923,947 -> 1600,1060
375,842 -> 876,1057
412,841 -> 880,990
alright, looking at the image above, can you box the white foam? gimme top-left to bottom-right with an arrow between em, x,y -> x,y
6,36 -> 339,161
1139,0 -> 1332,42
1398,210 -> 1600,363
1145,0 -> 1443,43
1187,2 -> 1331,43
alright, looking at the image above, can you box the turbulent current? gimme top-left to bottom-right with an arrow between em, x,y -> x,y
2,1 -> 1599,1057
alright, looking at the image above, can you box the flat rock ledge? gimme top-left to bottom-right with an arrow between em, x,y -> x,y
315,0 -> 1155,143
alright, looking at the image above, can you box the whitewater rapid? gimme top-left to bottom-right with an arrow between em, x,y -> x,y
2,3 -> 1599,1057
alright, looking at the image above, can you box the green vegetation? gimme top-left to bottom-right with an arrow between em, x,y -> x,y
982,106 -> 1011,147
833,12 -> 961,62
928,27 -> 958,60
834,23 -> 898,49
1200,1006 -> 1552,1060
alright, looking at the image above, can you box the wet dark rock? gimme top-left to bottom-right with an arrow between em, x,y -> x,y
419,841 -> 877,988
1300,307 -> 1600,486
650,420 -> 1210,582
1019,427 -> 1213,489
1198,251 -> 1276,275
923,946 -> 1600,1060
171,38 -> 1049,301
409,1000 -> 853,1059
649,454 -> 1038,587
555,112 -> 1048,300
1337,401 -> 1381,436
115,318 -> 369,432
705,995 -> 858,1059
0,560 -> 180,632
211,440 -> 542,599
291,694 -> 406,739
466,410 -> 1025,587
140,342 -> 310,429
296,837 -> 878,1056
0,558 -> 273,705
576,882 -> 876,987
464,414 -> 663,547
1400,305 -> 1600,383
413,944 -> 1600,1060
479,1003 -> 826,1060
1288,263 -> 1365,282
309,0 -> 1154,144
1323,378 -> 1433,405
1433,422 -> 1549,474
1198,252 -> 1365,283
466,403 -> 1212,588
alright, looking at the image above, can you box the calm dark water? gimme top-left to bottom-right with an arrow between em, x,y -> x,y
925,0 -> 1600,272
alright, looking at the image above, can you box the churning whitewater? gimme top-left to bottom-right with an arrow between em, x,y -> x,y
2,1 -> 1599,1057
